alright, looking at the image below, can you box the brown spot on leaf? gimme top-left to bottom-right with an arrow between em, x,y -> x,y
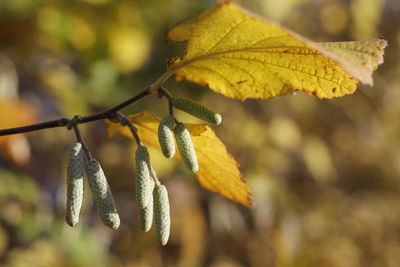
236,80 -> 247,84
167,57 -> 181,67
332,87 -> 337,93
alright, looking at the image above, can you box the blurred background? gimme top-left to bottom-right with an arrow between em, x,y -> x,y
0,0 -> 399,266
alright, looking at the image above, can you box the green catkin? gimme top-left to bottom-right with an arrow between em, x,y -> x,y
87,159 -> 120,229
174,122 -> 199,172
66,142 -> 84,227
171,98 -> 222,125
139,182 -> 154,232
135,145 -> 154,208
158,115 -> 176,158
154,183 -> 170,246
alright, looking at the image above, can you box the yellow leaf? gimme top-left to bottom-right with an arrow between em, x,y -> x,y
167,1 -> 386,100
107,112 -> 253,207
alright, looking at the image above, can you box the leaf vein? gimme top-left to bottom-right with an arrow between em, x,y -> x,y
214,58 -> 256,86
206,18 -> 248,53
184,64 -> 234,93
199,54 -> 348,88
247,34 -> 290,48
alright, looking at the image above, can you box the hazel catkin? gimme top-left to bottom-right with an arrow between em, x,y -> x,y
158,115 -> 176,158
174,122 -> 199,172
66,142 -> 84,227
139,183 -> 154,232
153,183 -> 170,246
135,145 -> 154,208
87,159 -> 120,229
171,98 -> 222,125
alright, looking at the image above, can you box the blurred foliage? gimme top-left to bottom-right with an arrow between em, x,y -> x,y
0,0 -> 399,266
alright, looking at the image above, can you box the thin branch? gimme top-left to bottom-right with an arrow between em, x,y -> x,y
148,71 -> 175,94
0,86 -> 154,136
0,118 -> 70,136
72,123 -> 92,160
115,112 -> 142,146
158,87 -> 174,116
81,86 -> 153,123
158,87 -> 173,101
168,101 -> 174,116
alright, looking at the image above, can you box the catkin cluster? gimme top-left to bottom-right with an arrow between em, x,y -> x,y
135,144 -> 171,245
158,97 -> 222,173
132,97 -> 221,245
64,97 -> 221,247
65,142 -> 120,229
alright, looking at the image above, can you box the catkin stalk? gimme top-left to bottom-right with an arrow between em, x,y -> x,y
87,159 -> 120,229
66,142 -> 84,227
158,115 -> 176,158
154,183 -> 170,246
174,122 -> 199,172
171,98 -> 222,125
135,145 -> 154,208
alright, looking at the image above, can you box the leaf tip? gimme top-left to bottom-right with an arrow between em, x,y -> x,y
377,37 -> 388,48
246,194 -> 255,208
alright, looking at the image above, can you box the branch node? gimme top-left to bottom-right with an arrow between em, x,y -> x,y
108,112 -> 120,123
120,117 -> 128,126
66,120 -> 73,130
66,115 -> 83,130
158,87 -> 173,101
116,112 -> 142,145
72,115 -> 82,124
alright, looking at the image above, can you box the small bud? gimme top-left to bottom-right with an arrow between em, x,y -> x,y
158,115 -> 176,158
174,123 -> 199,172
171,98 -> 222,125
135,145 -> 154,208
87,159 -> 120,229
153,183 -> 170,246
66,142 -> 84,227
